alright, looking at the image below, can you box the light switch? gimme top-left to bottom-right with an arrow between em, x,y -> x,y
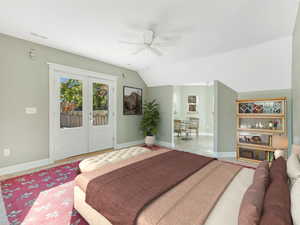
3,148 -> 10,157
25,107 -> 37,114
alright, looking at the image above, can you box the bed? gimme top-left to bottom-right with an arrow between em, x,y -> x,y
74,147 -> 255,225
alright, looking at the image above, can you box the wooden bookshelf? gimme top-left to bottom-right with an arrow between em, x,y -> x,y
236,97 -> 287,164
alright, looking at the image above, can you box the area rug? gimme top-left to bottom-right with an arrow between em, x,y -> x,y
0,161 -> 88,225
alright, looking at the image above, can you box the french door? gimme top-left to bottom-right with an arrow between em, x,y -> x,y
88,78 -> 115,152
52,71 -> 115,161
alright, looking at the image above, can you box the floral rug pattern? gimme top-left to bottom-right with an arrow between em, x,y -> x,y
0,161 -> 88,225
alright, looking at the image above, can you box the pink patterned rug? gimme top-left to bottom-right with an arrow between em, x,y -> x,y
1,161 -> 88,225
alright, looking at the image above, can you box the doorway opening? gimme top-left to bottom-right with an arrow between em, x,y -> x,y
172,84 -> 214,156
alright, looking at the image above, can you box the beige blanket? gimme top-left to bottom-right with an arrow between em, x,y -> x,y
75,150 -> 241,225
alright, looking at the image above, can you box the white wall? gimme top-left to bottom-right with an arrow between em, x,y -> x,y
214,81 -> 238,154
173,86 -> 182,120
293,2 -> 300,145
142,37 -> 292,92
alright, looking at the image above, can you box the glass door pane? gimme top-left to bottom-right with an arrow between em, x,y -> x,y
92,82 -> 109,126
60,77 -> 83,128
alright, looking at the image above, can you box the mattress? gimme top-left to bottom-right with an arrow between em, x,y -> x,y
75,149 -> 254,225
74,167 -> 253,225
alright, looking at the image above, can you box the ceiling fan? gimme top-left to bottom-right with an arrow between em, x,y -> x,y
120,30 -> 164,56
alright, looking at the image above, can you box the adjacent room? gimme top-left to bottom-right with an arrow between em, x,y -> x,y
173,84 -> 214,155
1,1 -> 300,225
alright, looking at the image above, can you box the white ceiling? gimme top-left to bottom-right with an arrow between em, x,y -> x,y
143,37 -> 293,92
0,0 -> 298,91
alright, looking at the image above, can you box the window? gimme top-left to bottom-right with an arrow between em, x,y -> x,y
92,82 -> 109,126
60,77 -> 83,128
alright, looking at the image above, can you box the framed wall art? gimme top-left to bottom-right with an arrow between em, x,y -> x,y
123,86 -> 143,115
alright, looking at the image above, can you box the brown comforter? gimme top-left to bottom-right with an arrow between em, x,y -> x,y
86,150 -> 215,225
75,149 -> 242,225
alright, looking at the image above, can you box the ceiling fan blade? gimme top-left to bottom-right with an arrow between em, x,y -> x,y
147,46 -> 163,56
131,47 -> 146,55
158,35 -> 181,42
119,40 -> 145,46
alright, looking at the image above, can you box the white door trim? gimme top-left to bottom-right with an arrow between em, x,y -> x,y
48,63 -> 118,162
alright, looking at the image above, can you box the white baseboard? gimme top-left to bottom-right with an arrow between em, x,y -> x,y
0,158 -> 53,176
175,133 -> 214,137
156,141 -> 174,148
172,146 -> 218,157
217,152 -> 236,158
202,151 -> 218,157
115,140 -> 144,149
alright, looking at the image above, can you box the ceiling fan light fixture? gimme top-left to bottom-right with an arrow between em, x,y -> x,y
119,28 -> 169,56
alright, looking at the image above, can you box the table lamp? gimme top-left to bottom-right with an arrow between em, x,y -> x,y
292,144 -> 300,155
273,135 -> 289,159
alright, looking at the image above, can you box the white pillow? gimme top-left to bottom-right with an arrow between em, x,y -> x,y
291,179 -> 300,225
287,153 -> 300,186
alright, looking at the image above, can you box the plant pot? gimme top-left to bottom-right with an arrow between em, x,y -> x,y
145,136 -> 155,146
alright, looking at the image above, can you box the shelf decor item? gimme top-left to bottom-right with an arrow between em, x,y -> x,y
238,100 -> 283,115
236,97 -> 287,164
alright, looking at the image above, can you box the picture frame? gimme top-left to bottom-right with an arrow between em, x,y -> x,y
188,96 -> 197,104
187,95 -> 198,113
188,104 -> 197,112
123,86 -> 143,115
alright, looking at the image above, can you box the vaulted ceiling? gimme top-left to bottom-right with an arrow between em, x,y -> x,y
0,0 -> 298,91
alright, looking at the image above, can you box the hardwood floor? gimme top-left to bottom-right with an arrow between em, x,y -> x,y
55,148 -> 114,164
0,148 -> 115,181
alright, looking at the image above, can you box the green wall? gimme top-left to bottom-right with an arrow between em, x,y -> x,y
238,89 -> 293,152
214,81 -> 238,154
0,33 -> 147,168
147,86 -> 174,145
293,4 -> 300,145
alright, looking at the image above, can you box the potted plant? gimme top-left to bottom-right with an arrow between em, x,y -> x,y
140,100 -> 160,146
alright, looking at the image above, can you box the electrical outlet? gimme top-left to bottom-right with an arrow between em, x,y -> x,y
3,148 -> 10,157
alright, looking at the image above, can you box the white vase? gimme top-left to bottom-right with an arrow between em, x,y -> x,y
145,136 -> 155,146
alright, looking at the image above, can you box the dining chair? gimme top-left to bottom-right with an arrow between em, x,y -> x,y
188,117 -> 199,136
174,120 -> 183,137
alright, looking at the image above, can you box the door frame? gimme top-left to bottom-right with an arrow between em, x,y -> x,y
48,63 -> 118,162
